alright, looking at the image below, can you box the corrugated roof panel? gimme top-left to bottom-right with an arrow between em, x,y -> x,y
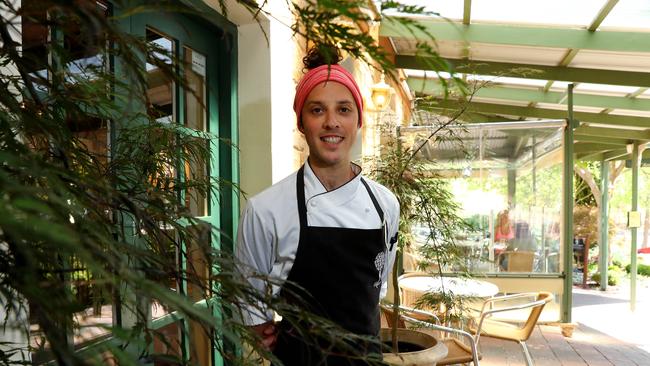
472,96 -> 531,106
600,0 -> 650,30
573,83 -> 640,95
469,43 -> 565,66
468,0 -> 601,26
570,50 -> 650,73
609,109 -> 650,118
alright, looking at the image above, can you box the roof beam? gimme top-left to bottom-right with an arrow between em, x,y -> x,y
575,126 -> 650,140
381,18 -> 650,52
463,0 -> 471,25
408,78 -> 650,111
574,135 -> 631,146
575,143 -> 612,154
398,56 -> 650,87
425,99 -> 650,127
603,148 -> 630,161
588,0 -> 620,31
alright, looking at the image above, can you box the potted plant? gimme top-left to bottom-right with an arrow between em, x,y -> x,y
368,105 -> 472,364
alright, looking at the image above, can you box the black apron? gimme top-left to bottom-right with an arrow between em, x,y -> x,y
273,165 -> 387,366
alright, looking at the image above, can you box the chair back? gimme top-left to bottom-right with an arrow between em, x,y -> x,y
380,304 -> 406,328
397,272 -> 429,308
402,251 -> 420,273
520,292 -> 553,340
503,251 -> 535,272
398,271 -> 429,280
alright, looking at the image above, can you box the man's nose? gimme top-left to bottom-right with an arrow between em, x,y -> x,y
323,111 -> 340,129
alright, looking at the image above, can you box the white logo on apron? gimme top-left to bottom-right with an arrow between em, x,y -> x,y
373,251 -> 386,288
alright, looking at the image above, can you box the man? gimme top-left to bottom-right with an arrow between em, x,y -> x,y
236,48 -> 399,365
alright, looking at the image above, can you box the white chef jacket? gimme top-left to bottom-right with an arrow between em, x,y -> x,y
236,162 -> 400,325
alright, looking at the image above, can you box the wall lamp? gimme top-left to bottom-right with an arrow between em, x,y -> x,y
370,73 -> 392,111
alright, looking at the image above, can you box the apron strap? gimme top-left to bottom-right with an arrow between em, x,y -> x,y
360,177 -> 384,223
296,165 -> 308,229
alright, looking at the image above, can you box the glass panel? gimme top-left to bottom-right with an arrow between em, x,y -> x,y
470,0 -> 601,26
403,0 -> 603,26
184,47 -> 206,131
186,222 -> 212,366
71,116 -> 109,164
153,321 -> 183,366
183,47 -> 208,217
152,228 -> 179,321
20,1 -> 49,91
62,1 -> 108,82
184,138 -> 208,217
186,222 -> 211,302
146,29 -> 175,124
404,122 -> 564,275
23,1 -> 112,355
600,0 -> 650,30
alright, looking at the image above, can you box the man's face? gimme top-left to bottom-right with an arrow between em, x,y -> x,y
300,81 -> 359,170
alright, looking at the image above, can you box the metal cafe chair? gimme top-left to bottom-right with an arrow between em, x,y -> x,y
468,292 -> 553,366
381,304 -> 481,365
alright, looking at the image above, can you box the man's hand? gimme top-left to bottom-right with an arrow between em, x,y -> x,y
251,321 -> 278,351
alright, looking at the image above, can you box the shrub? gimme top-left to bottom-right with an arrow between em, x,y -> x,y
591,272 -> 619,286
612,259 -> 624,270
625,263 -> 650,276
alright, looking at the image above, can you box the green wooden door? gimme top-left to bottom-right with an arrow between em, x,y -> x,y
120,5 -> 238,366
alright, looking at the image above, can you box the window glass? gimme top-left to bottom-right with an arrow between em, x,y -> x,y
62,1 -> 108,82
183,47 -> 208,216
186,222 -> 213,366
404,123 -> 564,275
20,1 -> 49,90
146,29 -> 175,124
184,47 -> 206,131
23,1 -> 113,355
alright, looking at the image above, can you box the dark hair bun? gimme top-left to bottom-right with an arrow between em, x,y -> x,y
302,44 -> 342,70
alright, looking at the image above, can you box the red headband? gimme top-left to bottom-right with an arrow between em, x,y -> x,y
293,64 -> 363,129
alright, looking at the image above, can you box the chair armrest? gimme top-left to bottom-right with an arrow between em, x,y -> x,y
402,314 -> 480,366
474,297 -> 548,340
396,305 -> 442,324
478,292 -> 539,314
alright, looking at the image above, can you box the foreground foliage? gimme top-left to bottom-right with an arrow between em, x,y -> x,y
1,0 -> 457,364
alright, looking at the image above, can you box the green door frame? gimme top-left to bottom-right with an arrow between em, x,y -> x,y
112,2 -> 238,365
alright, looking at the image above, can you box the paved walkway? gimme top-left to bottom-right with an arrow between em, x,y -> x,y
480,280 -> 650,365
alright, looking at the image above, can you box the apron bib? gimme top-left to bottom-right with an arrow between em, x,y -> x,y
273,165 -> 387,366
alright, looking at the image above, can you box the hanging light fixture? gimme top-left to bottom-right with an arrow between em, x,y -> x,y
370,73 -> 392,111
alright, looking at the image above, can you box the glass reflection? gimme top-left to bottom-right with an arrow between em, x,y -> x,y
184,47 -> 206,131
146,28 -> 174,124
406,122 -> 564,274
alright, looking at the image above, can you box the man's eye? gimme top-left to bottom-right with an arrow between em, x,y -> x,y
340,107 -> 351,113
311,107 -> 323,114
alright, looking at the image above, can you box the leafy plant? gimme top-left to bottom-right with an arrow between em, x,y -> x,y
1,0 -> 460,364
591,272 -> 619,287
368,99 -> 472,352
625,263 -> 650,277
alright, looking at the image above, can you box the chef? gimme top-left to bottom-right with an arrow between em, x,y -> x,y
236,46 -> 399,365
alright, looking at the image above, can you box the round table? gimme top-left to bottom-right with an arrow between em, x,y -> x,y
399,275 -> 499,307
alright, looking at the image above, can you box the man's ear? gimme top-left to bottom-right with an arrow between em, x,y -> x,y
298,120 -> 305,133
